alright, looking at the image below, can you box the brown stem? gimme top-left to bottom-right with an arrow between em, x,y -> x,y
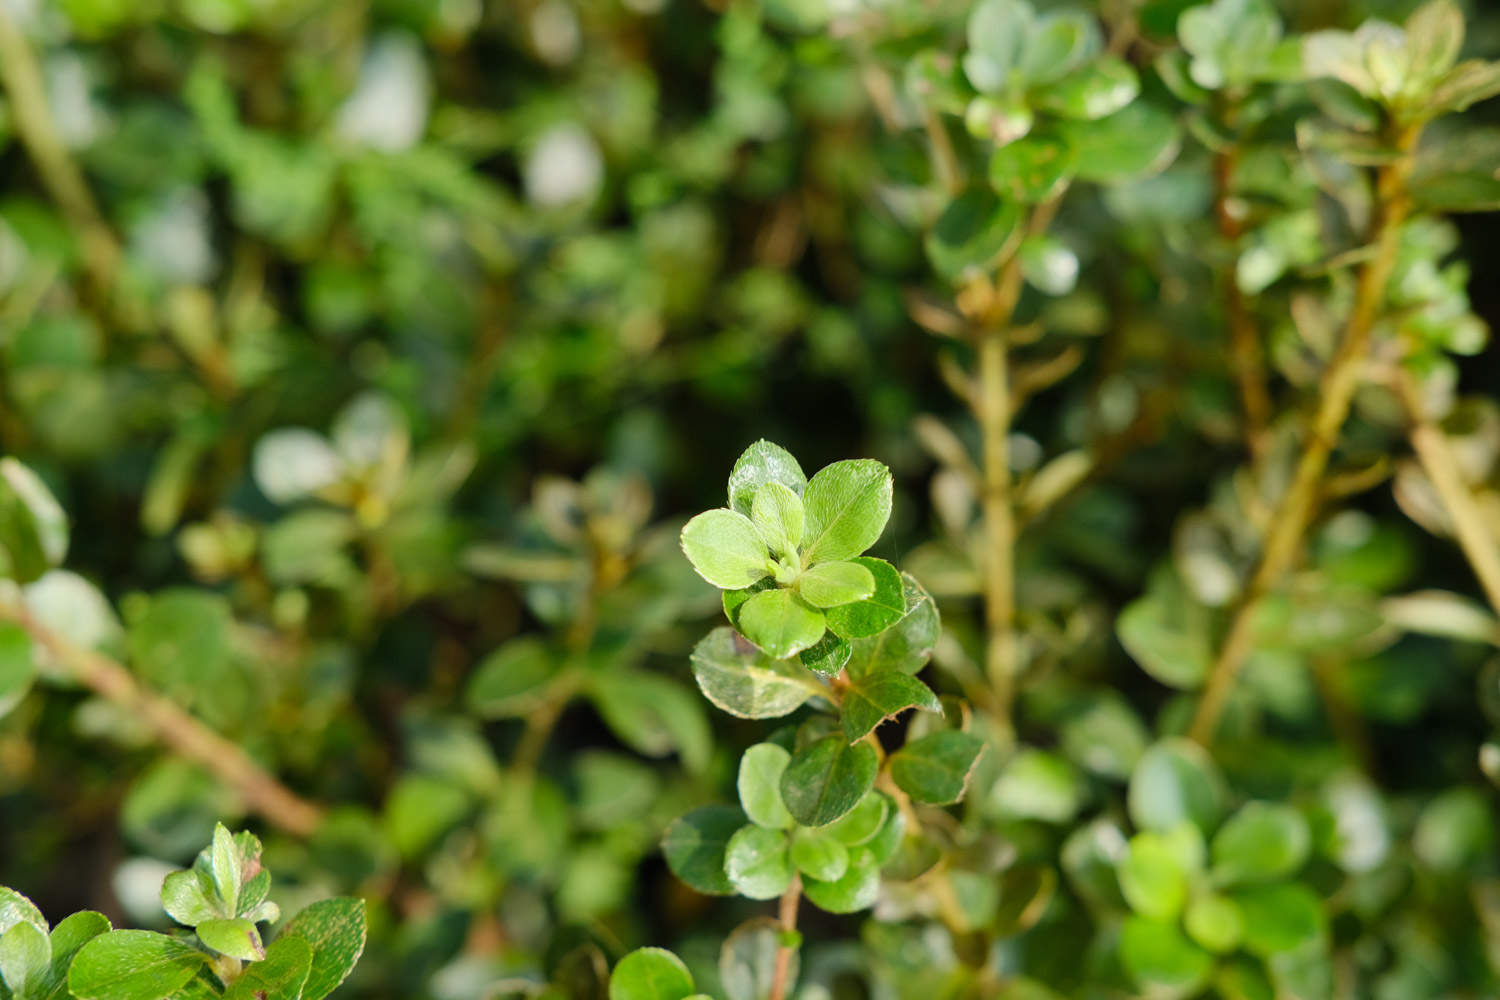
0,10 -> 120,301
1394,369 -> 1500,615
1188,122 -> 1422,746
5,604 -> 323,836
1214,146 -> 1272,461
768,875 -> 802,1000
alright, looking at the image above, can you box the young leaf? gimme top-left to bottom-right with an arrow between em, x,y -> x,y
736,589 -> 826,660
1184,894 -> 1244,954
800,460 -> 893,566
609,947 -> 696,1000
690,627 -> 818,719
0,458 -> 68,583
222,936 -> 312,1000
1210,802 -> 1311,885
160,871 -> 218,927
722,578 -> 775,631
823,558 -> 904,639
277,898 -> 367,1000
964,0 -> 1033,92
724,825 -> 794,900
680,510 -> 772,590
662,806 -> 747,896
801,848 -> 879,914
738,744 -> 795,830
889,731 -> 984,805
840,672 -> 941,742
208,824 -> 241,916
750,482 -> 804,562
195,919 -> 264,962
1127,739 -> 1226,836
0,888 -> 47,937
0,920 -> 49,994
789,828 -> 849,882
68,931 -> 206,1000
727,441 -> 807,517
1119,917 -> 1214,996
797,561 -> 875,609
1118,831 -> 1193,920
1231,883 -> 1326,957
779,736 -> 878,827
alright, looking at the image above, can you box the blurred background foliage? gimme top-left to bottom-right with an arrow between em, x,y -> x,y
1,0 -> 1499,997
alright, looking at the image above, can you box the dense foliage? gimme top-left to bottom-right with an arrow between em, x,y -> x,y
2,0 -> 1500,997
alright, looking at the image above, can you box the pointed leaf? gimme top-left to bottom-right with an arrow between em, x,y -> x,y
800,460 -> 893,565
277,898 -> 366,1000
680,510 -> 772,590
890,731 -> 984,805
750,482 -> 804,562
68,931 -> 205,1000
840,672 -> 941,742
35,912 -> 110,1000
0,624 -> 34,720
728,441 -> 807,517
780,736 -> 878,827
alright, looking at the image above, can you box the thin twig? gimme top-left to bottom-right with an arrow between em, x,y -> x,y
768,875 -> 802,1000
1188,123 -> 1423,745
1214,145 -> 1272,461
1394,368 -> 1500,615
3,603 -> 323,836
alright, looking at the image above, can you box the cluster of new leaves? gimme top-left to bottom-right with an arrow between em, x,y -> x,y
0,825 -> 364,1000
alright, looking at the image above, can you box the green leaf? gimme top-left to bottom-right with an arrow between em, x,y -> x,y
1211,802 -> 1311,884
722,578 -> 775,631
724,825 -> 794,900
195,919 -> 263,962
728,440 -> 807,517
466,637 -> 558,718
0,624 -> 34,720
840,672 -> 940,742
1059,693 -> 1149,780
1413,787 -> 1495,871
737,589 -> 826,659
1019,11 -> 1100,84
925,188 -> 1025,283
1128,739 -> 1225,835
964,0 -> 1033,92
591,670 -> 711,772
223,937 -> 312,1000
383,774 -> 470,857
1217,958 -> 1275,1000
750,482 -> 804,563
663,806 -> 746,896
160,871 -> 218,927
1019,234 -> 1079,296
989,749 -> 1085,823
209,825 -> 241,917
0,458 -> 68,584
1404,0 -> 1464,86
1231,883 -> 1326,957
34,912 -> 110,1000
799,633 -> 850,677
823,791 -> 889,846
0,921 -> 49,994
780,736 -> 879,827
824,558 -> 904,640
680,510 -> 772,590
0,889 -> 47,938
1119,917 -> 1214,995
800,460 -> 892,566
738,744 -> 794,830
1184,893 -> 1244,954
802,848 -> 879,914
719,918 -> 796,1000
690,627 -> 818,719
846,573 -> 940,675
988,134 -> 1075,204
1426,59 -> 1500,114
609,947 -> 696,1000
1032,57 -> 1139,120
790,828 -> 849,882
1057,102 -> 1180,184
797,561 -> 875,609
890,731 -> 985,805
277,898 -> 367,1000
68,931 -> 206,1000
1118,831 -> 1194,920
1117,584 -> 1212,690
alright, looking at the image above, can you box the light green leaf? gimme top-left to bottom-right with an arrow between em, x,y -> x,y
1184,893 -> 1243,954
1118,831 -> 1194,920
988,134 -> 1075,204
802,848 -> 879,914
780,736 -> 879,827
925,188 -> 1025,284
0,624 -> 34,720
277,898 -> 367,1000
1059,693 -> 1149,780
738,744 -> 794,830
209,825 -> 241,917
1057,102 -> 1180,184
690,627 -> 818,719
1019,11 -> 1100,84
223,937 -> 311,1000
1404,0 -> 1464,86
824,558 -> 904,640
1128,740 -> 1226,836
737,588 -> 826,660
728,441 -> 807,518
466,637 -> 558,718
68,931 -> 205,1000
1032,57 -> 1139,120
989,749 -> 1085,823
1117,583 -> 1212,690
840,672 -> 940,742
724,825 -> 794,900
797,561 -> 875,609
1211,802 -> 1311,884
790,828 -> 849,882
662,806 -> 746,896
1019,234 -> 1079,296
800,460 -> 892,566
590,671 -> 710,772
964,0 -> 1033,93
680,510 -> 772,590
1119,917 -> 1214,995
0,889 -> 47,937
890,731 -> 985,805
35,912 -> 110,1000
823,790 -> 889,847
0,458 -> 68,583
609,947 -> 696,1000
1217,958 -> 1275,1000
1231,883 -> 1326,957
195,919 -> 263,962
1426,59 -> 1500,114
160,871 -> 218,927
846,573 -> 940,676
0,921 -> 49,994
750,482 -> 804,563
